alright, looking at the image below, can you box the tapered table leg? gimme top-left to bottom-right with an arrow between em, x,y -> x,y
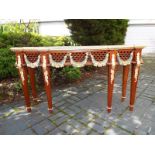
16,55 -> 31,112
107,52 -> 116,113
129,52 -> 141,111
28,68 -> 37,100
129,64 -> 140,111
121,65 -> 130,102
41,55 -> 53,113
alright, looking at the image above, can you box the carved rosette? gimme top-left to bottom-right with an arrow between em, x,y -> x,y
24,54 -> 40,68
134,52 -> 141,82
16,55 -> 25,84
42,55 -> 49,86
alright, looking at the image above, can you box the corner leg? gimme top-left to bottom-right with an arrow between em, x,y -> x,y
129,64 -> 140,111
41,55 -> 53,113
28,68 -> 38,101
121,65 -> 130,102
107,64 -> 116,113
18,66 -> 31,112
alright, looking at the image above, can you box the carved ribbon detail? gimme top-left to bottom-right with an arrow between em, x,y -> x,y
49,54 -> 68,68
90,52 -> 109,67
24,54 -> 40,68
22,51 -> 137,69
69,52 -> 89,67
117,52 -> 133,66
23,52 -> 111,68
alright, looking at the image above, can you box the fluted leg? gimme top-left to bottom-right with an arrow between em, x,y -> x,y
121,65 -> 130,102
107,64 -> 116,113
129,63 -> 140,111
18,65 -> 31,112
28,68 -> 38,101
41,55 -> 53,113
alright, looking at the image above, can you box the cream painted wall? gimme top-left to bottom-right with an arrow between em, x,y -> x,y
39,21 -> 70,36
125,20 -> 155,54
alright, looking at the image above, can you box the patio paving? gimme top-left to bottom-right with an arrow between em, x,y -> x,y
0,56 -> 155,135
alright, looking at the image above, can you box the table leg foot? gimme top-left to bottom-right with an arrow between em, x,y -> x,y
26,107 -> 32,112
121,96 -> 126,102
129,106 -> 134,111
107,107 -> 112,113
48,108 -> 53,113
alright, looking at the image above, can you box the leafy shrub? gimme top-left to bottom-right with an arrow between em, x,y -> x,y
0,21 -> 39,34
0,22 -> 81,81
0,32 -> 75,48
61,67 -> 81,81
0,24 -> 80,80
0,32 -> 43,48
65,19 -> 128,45
40,36 -> 76,46
13,80 -> 22,92
0,48 -> 18,79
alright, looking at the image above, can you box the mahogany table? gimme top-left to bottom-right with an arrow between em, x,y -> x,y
11,45 -> 144,113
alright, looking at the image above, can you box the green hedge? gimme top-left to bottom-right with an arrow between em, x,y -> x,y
0,48 -> 18,79
0,32 -> 42,48
0,31 -> 78,80
65,19 -> 128,45
0,32 -> 76,49
61,66 -> 81,81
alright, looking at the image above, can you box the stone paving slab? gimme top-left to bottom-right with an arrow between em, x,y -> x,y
0,56 -> 155,135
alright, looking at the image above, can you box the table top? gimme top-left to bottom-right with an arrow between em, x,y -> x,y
11,45 -> 145,52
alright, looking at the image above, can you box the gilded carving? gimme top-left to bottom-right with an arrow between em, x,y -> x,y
117,52 -> 133,66
134,53 -> 141,82
49,53 -> 68,68
110,53 -> 116,84
24,54 -> 40,68
16,55 -> 25,84
90,52 -> 109,67
42,55 -> 49,86
70,52 -> 89,67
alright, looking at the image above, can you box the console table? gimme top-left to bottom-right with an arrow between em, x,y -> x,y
11,45 -> 144,113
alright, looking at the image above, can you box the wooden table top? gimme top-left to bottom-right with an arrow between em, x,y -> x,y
11,45 -> 145,52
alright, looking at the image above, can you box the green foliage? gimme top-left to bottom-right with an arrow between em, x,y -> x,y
0,21 -> 39,34
0,33 -> 75,49
13,81 -> 22,92
0,22 -> 78,80
0,32 -> 44,48
40,36 -> 76,46
65,19 -> 128,45
0,22 -> 75,48
61,67 -> 81,81
0,48 -> 18,79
